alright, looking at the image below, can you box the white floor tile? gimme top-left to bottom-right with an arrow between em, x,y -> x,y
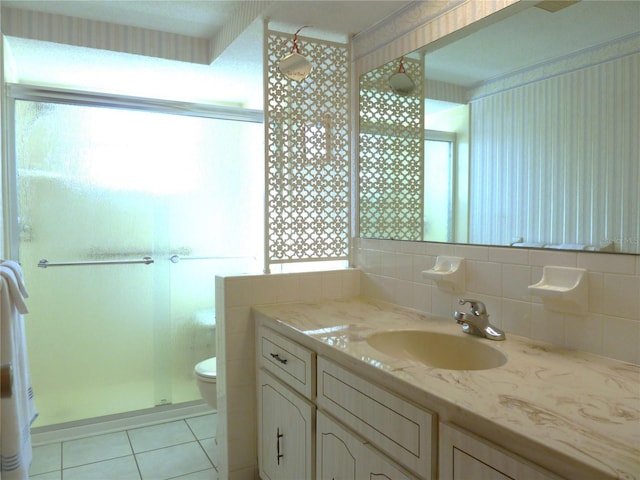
30,443 -> 62,475
136,442 -> 213,480
198,437 -> 218,467
62,431 -> 133,468
128,420 -> 197,453
29,470 -> 62,480
170,468 -> 217,480
185,414 -> 217,440
62,455 -> 140,480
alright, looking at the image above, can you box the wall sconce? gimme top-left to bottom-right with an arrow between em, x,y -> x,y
389,56 -> 415,95
279,26 -> 313,82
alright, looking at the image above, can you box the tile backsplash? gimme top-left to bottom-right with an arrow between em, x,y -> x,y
356,238 -> 640,365
217,242 -> 638,479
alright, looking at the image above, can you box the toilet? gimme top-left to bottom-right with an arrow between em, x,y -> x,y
194,356 -> 219,463
194,357 -> 217,409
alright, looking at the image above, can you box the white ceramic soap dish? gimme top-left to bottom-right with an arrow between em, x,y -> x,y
422,256 -> 465,293
528,266 -> 588,314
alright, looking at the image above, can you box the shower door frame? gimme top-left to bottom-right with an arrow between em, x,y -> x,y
3,84 -> 264,423
3,84 -> 263,261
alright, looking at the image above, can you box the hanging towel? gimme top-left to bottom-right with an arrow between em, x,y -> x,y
0,261 -> 28,299
0,263 -> 37,480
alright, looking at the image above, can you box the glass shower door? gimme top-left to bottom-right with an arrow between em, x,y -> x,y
13,98 -> 263,426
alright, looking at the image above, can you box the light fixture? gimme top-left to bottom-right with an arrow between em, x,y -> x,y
389,56 -> 415,96
279,26 -> 313,82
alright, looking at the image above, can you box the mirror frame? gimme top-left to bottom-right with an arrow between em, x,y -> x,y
355,1 -> 640,255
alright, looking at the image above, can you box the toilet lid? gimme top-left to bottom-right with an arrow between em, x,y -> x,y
195,357 -> 217,378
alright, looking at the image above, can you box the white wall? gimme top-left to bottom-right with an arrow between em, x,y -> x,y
216,270 -> 360,479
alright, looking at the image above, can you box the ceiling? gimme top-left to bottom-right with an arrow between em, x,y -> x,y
424,0 -> 640,87
2,0 -> 413,41
2,0 -> 413,107
6,1 -> 638,107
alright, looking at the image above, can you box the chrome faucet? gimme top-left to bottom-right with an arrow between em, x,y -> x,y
454,298 -> 505,341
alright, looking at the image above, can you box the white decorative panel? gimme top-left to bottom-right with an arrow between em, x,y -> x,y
359,56 -> 424,240
264,30 -> 350,269
470,50 -> 640,253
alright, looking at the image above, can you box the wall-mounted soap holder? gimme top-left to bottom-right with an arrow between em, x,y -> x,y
528,266 -> 588,314
422,256 -> 465,293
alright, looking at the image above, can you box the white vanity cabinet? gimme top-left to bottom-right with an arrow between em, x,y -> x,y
256,320 -> 566,480
317,410 -> 419,480
439,423 -> 561,480
257,326 -> 316,480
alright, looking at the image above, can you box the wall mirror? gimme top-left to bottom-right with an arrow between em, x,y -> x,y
358,1 -> 639,254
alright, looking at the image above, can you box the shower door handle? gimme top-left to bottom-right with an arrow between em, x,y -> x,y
169,254 -> 256,263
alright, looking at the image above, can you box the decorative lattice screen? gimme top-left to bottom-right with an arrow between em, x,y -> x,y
264,29 -> 350,271
359,56 -> 424,240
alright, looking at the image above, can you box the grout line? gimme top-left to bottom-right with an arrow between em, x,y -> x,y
31,414 -> 218,479
125,428 -> 143,480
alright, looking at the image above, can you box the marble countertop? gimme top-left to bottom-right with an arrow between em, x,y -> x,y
254,297 -> 640,480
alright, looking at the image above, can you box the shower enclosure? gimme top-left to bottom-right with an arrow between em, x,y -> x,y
6,87 -> 263,427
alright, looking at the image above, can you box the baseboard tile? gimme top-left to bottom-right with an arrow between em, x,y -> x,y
31,400 -> 214,445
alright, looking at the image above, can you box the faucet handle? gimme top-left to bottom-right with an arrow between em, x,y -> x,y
457,298 -> 486,316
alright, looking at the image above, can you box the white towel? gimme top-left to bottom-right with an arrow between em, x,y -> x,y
1,263 -> 37,480
0,261 -> 28,299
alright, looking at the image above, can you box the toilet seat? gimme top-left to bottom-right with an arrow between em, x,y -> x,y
195,357 -> 217,380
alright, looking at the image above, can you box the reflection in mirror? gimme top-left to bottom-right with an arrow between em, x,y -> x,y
359,56 -> 424,240
358,1 -> 640,253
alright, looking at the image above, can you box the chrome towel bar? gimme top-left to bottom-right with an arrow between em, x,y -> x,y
38,257 -> 154,268
169,254 -> 255,263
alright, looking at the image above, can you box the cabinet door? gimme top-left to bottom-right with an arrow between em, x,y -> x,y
360,443 -> 419,480
258,369 -> 315,480
439,423 -> 561,480
317,410 -> 419,480
317,411 -> 357,480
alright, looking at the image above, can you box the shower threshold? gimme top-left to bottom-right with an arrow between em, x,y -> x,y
31,400 -> 214,446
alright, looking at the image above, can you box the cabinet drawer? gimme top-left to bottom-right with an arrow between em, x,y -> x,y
317,410 -> 419,480
439,423 -> 562,480
258,326 -> 315,399
317,357 -> 435,479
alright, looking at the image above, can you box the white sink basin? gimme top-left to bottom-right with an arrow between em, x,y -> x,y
366,330 -> 507,370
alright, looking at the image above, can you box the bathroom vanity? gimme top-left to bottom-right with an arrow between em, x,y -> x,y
254,297 -> 639,480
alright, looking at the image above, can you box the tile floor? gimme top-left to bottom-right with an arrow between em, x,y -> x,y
29,413 -> 218,480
